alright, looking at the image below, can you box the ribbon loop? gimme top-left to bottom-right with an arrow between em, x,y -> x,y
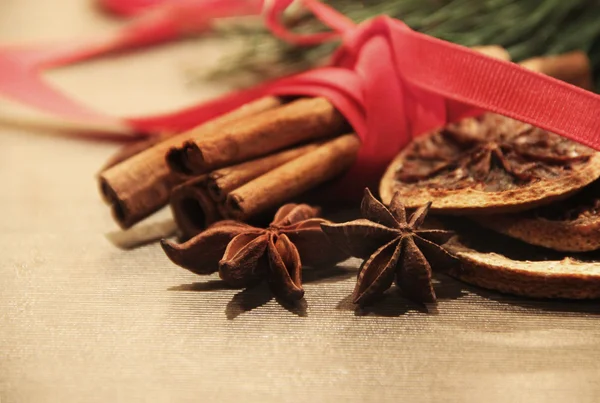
263,0 -> 352,45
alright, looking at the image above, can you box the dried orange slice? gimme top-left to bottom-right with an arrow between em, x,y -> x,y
443,224 -> 600,299
472,179 -> 600,252
380,113 -> 600,214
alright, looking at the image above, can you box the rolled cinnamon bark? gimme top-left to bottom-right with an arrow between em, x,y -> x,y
166,97 -> 349,175
206,142 -> 319,201
170,144 -> 319,236
99,96 -> 281,229
224,133 -> 361,221
520,51 -> 592,90
99,133 -> 170,172
170,176 -> 221,239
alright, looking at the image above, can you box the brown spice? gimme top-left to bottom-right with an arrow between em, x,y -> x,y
99,133 -> 170,172
321,189 -> 455,305
170,144 -> 321,238
225,133 -> 360,221
161,204 -> 348,301
206,143 -> 319,202
166,97 -> 349,175
169,176 -> 220,239
99,96 -> 281,229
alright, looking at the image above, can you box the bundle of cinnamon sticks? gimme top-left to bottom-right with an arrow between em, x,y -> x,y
99,96 -> 359,238
98,48 -> 593,238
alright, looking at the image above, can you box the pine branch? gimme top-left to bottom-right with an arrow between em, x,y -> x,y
212,0 -> 600,90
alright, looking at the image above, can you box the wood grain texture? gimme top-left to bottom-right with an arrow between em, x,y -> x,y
2,1 -> 600,403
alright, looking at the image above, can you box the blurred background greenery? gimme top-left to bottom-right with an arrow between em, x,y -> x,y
215,0 -> 600,90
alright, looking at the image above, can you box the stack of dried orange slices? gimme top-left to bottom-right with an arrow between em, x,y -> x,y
380,112 -> 600,299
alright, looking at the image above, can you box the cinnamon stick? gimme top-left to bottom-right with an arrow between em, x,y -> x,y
170,176 -> 221,239
170,144 -> 319,236
206,142 -> 319,201
99,96 -> 281,229
224,133 -> 361,221
99,134 -> 171,172
520,51 -> 592,90
166,97 -> 349,175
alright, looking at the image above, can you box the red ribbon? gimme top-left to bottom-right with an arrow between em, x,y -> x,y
2,0 -> 600,191
101,0 -> 174,17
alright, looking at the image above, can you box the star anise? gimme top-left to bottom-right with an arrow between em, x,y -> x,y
321,189 -> 456,305
161,203 -> 347,301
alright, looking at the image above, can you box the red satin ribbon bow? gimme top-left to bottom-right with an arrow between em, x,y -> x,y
2,0 -> 600,188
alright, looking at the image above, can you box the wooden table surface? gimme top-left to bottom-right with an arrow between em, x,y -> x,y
2,2 -> 600,402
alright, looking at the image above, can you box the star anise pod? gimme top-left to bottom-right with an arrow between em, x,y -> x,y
380,113 -> 600,213
161,204 -> 347,301
321,189 -> 456,305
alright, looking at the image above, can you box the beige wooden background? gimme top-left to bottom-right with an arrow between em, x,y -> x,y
1,1 -> 600,402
